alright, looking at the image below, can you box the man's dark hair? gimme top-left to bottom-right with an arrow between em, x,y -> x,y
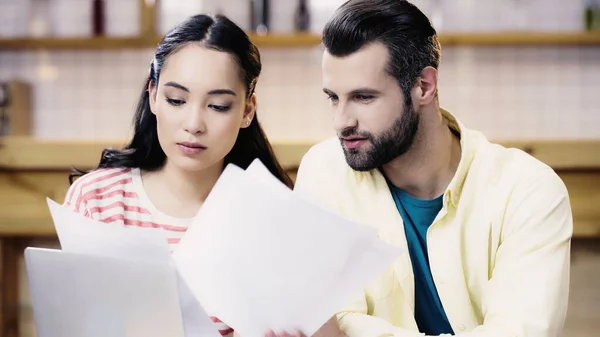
322,0 -> 441,106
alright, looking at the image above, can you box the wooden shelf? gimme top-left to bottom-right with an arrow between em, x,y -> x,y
1,32 -> 600,51
438,32 -> 600,46
0,34 -> 320,51
0,37 -> 151,51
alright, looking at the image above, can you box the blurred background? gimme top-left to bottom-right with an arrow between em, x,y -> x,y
0,0 -> 598,336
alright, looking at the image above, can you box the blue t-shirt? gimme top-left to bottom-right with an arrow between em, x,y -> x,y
389,184 -> 455,335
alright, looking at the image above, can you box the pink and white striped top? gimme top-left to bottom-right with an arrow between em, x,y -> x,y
63,167 -> 234,337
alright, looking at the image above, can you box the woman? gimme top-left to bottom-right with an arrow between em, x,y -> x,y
63,13 -> 293,337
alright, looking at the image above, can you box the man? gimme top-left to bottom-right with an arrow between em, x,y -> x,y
293,1 -> 573,336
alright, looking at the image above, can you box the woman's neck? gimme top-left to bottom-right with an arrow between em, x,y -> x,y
141,160 -> 224,219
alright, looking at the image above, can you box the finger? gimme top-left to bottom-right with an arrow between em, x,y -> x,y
277,330 -> 292,337
292,329 -> 306,337
264,329 -> 277,337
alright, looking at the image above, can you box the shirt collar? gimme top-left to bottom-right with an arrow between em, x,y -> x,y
440,108 -> 477,208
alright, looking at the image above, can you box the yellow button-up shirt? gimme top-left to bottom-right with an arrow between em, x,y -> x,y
293,109 -> 572,337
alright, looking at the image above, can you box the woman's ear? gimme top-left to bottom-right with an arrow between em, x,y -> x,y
148,80 -> 157,115
241,93 -> 257,128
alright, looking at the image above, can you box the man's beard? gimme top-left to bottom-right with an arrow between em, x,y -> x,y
339,106 -> 420,172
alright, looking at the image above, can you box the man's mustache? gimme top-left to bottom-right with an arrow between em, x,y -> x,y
338,128 -> 373,140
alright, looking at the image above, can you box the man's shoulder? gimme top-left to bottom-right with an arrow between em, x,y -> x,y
469,132 -> 572,239
298,137 -> 348,173
480,140 -> 552,176
294,137 -> 360,197
467,129 -> 564,193
299,137 -> 350,173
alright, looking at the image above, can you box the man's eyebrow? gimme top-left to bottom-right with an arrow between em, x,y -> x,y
323,88 -> 336,96
322,88 -> 381,97
348,88 -> 381,96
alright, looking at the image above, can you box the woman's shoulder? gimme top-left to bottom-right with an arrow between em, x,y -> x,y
63,167 -> 137,211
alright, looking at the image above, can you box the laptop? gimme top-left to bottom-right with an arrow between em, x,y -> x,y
24,247 -> 186,337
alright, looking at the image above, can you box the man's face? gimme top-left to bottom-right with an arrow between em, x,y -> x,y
322,42 -> 420,171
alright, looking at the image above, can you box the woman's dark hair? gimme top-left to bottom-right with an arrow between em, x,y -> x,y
70,14 -> 293,188
322,0 -> 441,108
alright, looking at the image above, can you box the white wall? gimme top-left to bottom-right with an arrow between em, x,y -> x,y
0,0 -> 598,141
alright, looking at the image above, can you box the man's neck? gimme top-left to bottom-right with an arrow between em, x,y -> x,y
381,109 -> 461,200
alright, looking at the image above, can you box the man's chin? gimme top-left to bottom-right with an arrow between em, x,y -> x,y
346,161 -> 375,172
343,153 -> 376,172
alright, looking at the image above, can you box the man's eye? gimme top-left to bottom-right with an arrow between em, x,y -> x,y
355,94 -> 374,101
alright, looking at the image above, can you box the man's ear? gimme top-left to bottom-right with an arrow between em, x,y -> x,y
241,93 -> 257,128
148,80 -> 157,115
414,66 -> 438,107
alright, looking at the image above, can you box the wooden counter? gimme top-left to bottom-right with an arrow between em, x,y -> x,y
0,136 -> 315,171
1,136 -> 600,237
2,136 -> 600,170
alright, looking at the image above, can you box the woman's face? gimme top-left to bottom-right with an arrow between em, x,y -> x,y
149,44 -> 256,173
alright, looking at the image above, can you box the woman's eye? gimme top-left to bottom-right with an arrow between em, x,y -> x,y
166,98 -> 185,106
209,104 -> 231,112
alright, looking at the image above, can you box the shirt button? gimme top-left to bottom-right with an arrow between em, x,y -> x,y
458,324 -> 466,331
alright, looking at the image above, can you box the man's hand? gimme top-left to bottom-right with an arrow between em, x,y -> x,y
263,316 -> 345,337
264,329 -> 306,337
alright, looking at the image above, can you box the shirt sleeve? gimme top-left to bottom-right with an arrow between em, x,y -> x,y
457,167 -> 572,337
62,175 -> 92,218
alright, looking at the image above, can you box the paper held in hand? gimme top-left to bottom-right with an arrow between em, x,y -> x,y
173,159 -> 403,337
25,159 -> 403,337
25,199 -> 220,337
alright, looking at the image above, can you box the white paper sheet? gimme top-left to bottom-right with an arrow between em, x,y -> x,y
39,199 -> 222,337
173,160 -> 403,337
175,270 -> 224,337
245,159 -> 292,195
25,247 -> 185,337
46,198 -> 172,262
